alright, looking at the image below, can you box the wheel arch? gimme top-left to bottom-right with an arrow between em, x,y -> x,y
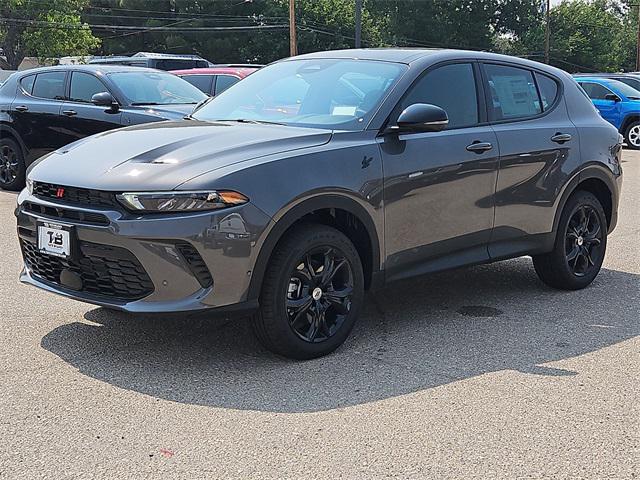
247,194 -> 382,302
0,123 -> 27,159
552,165 -> 617,235
620,114 -> 640,135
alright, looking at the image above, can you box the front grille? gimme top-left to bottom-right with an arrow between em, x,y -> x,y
33,182 -> 118,208
20,237 -> 154,301
22,201 -> 109,226
176,243 -> 213,288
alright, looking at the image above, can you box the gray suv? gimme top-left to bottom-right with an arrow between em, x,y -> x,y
16,49 -> 623,359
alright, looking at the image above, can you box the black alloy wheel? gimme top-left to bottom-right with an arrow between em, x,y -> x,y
0,138 -> 26,191
286,246 -> 354,343
253,224 -> 364,360
533,190 -> 607,290
564,205 -> 603,277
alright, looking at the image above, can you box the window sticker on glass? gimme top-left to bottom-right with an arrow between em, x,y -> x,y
491,75 -> 538,117
332,105 -> 357,116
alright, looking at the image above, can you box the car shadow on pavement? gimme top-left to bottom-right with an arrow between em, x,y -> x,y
40,257 -> 640,413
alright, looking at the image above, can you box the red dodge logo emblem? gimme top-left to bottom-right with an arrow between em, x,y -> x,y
55,188 -> 65,198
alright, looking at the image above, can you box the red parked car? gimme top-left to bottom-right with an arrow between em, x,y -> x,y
170,65 -> 261,96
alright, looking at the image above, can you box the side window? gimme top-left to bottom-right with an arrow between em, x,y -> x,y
535,73 -> 559,110
181,75 -> 213,94
69,72 -> 108,103
615,77 -> 640,91
215,75 -> 240,95
400,63 -> 478,129
32,72 -> 66,100
484,64 -> 541,120
579,82 -> 613,100
20,74 -> 36,94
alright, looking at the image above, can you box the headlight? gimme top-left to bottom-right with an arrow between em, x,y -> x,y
26,178 -> 34,195
116,191 -> 249,212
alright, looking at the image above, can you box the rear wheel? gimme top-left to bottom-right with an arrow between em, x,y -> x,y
0,137 -> 25,191
624,120 -> 640,150
253,224 -> 364,360
533,191 -> 607,290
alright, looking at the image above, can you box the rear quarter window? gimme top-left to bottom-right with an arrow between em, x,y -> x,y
535,73 -> 559,110
19,74 -> 36,94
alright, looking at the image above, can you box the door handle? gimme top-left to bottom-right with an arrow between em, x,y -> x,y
551,132 -> 572,144
466,141 -> 493,153
14,105 -> 28,112
62,110 -> 77,116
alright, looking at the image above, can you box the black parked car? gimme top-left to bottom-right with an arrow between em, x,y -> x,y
17,49 -> 622,359
0,65 -> 207,190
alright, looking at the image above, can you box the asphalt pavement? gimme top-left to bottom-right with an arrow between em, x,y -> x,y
0,152 -> 638,479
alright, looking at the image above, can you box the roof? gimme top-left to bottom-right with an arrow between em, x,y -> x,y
11,64 -> 168,75
290,48 -> 444,63
284,48 -> 571,76
170,66 -> 259,77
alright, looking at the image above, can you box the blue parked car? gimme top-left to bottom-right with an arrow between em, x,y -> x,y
575,76 -> 640,149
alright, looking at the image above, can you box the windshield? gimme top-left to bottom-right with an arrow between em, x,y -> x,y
608,79 -> 640,99
109,71 -> 207,105
192,59 -> 407,130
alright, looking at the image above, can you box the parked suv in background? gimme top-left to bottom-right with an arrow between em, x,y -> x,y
0,65 -> 207,190
575,75 -> 640,149
171,65 -> 261,96
88,52 -> 210,71
17,49 -> 622,359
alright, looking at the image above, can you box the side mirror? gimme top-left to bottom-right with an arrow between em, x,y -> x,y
604,93 -> 621,102
91,92 -> 119,112
393,103 -> 449,133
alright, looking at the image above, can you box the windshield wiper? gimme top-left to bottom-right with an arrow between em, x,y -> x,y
213,119 -> 286,126
132,101 -> 199,106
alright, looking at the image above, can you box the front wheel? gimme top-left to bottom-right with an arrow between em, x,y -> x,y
533,191 -> 607,290
624,120 -> 640,150
253,224 -> 364,360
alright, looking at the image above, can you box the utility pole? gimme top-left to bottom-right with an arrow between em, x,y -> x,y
355,0 -> 362,48
289,0 -> 297,57
544,0 -> 551,64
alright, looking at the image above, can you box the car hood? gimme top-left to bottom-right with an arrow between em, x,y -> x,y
130,103 -> 197,119
28,120 -> 332,191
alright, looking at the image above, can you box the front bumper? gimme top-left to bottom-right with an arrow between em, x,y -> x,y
15,190 -> 271,313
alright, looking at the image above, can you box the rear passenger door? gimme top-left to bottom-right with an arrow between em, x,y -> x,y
10,71 -> 67,163
482,63 -> 581,259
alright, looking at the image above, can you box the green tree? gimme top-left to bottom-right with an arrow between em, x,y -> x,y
509,0 -> 626,72
0,0 -> 100,69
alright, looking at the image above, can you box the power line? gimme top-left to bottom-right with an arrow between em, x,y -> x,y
0,17 -> 287,32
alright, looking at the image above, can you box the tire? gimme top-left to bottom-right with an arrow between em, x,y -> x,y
0,137 -> 26,191
253,223 -> 364,360
533,190 -> 607,290
624,120 -> 640,150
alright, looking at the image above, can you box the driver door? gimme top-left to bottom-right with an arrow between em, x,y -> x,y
379,62 -> 499,280
60,71 -> 123,144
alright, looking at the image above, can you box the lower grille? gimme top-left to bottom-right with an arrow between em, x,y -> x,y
176,243 -> 213,288
20,238 -> 154,301
22,202 -> 109,226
